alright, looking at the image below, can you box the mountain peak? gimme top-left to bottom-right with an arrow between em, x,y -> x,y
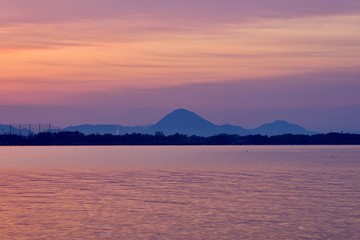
251,120 -> 314,136
271,120 -> 291,125
171,108 -> 191,114
167,108 -> 205,117
146,108 -> 218,135
143,108 -> 248,136
155,108 -> 214,127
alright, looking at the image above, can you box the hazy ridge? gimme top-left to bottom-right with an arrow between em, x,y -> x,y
63,108 -> 315,136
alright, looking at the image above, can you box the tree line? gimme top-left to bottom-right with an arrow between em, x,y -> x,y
1,131 -> 360,145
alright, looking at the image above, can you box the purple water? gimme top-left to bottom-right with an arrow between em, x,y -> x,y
0,146 -> 359,239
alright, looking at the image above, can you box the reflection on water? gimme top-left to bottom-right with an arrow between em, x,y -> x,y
0,146 -> 359,239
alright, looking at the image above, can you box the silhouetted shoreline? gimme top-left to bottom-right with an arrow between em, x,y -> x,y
1,131 -> 360,146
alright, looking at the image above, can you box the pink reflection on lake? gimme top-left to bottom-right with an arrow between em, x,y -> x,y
0,146 -> 359,239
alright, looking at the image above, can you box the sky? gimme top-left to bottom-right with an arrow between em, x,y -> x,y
1,0 -> 360,132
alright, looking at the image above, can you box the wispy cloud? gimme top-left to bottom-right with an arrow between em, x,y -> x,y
1,0 -> 360,25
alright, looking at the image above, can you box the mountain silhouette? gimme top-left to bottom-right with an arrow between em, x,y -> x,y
146,109 -> 212,135
62,108 -> 314,136
144,108 -> 247,136
154,109 -> 214,129
250,120 -> 315,136
63,124 -> 152,135
64,124 -> 121,135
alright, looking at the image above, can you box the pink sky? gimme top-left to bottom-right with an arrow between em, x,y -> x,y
1,0 -> 360,132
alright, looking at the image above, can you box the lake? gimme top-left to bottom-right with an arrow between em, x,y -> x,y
0,146 -> 359,239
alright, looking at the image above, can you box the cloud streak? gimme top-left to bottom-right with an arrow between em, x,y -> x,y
1,0 -> 360,26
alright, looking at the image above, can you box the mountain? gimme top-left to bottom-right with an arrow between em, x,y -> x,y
250,120 -> 315,136
64,124 -> 121,135
145,108 -> 247,136
63,124 -> 150,135
60,108 -> 314,137
0,125 -> 10,134
0,124 -> 33,135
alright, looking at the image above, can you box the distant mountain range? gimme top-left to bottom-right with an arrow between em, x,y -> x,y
0,125 -> 32,135
0,124 -> 60,135
63,108 -> 316,136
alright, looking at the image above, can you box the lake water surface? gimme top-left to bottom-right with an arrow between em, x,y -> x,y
0,146 -> 359,239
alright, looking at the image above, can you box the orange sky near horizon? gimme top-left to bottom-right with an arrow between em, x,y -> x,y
1,8 -> 360,104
